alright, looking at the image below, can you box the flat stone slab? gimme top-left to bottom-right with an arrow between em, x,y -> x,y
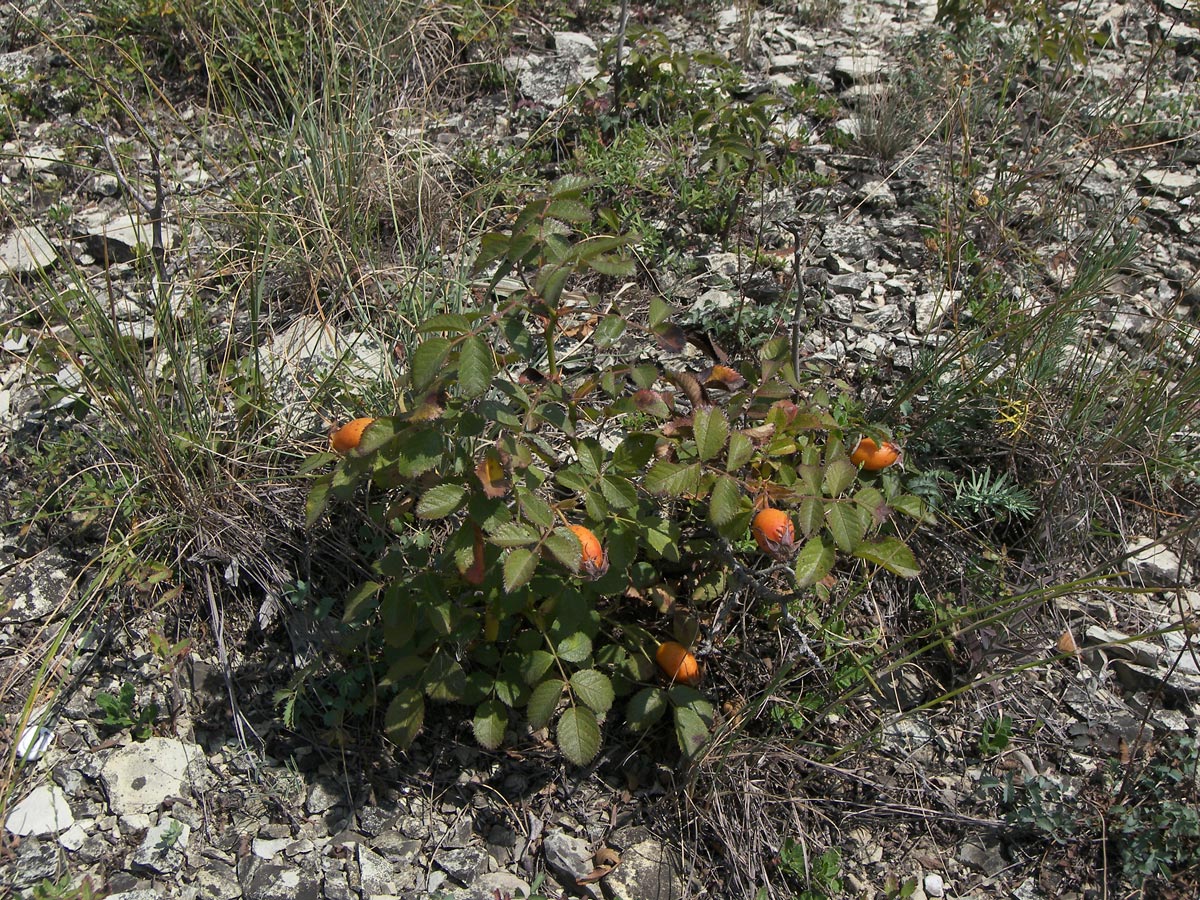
100,737 -> 200,815
0,226 -> 56,275
5,784 -> 74,836
1139,168 -> 1200,199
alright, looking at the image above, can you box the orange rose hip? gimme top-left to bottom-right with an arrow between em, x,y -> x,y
330,417 -> 376,453
751,507 -> 796,559
656,641 -> 701,686
568,524 -> 609,580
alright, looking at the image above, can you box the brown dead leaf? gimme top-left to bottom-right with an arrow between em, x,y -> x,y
1056,629 -> 1078,656
576,865 -> 614,885
475,451 -> 510,498
595,846 -> 621,867
702,364 -> 747,391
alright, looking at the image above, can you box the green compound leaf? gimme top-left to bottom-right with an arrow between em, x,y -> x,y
557,706 -> 601,766
794,535 -> 836,587
674,705 -> 710,763
645,460 -> 702,497
486,521 -> 540,548
708,475 -> 742,527
411,336 -> 452,392
503,547 -> 539,592
569,669 -> 614,715
853,536 -> 920,578
384,688 -> 425,749
626,686 -> 669,732
416,483 -> 466,520
472,699 -> 508,750
823,457 -> 859,497
693,406 -> 729,462
306,474 -> 332,528
543,527 -> 583,572
556,631 -> 593,664
457,334 -> 494,399
726,431 -> 754,472
826,502 -> 868,553
527,678 -> 564,729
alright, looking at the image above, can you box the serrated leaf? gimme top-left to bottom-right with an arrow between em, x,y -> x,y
797,463 -> 823,495
527,679 -> 564,729
693,406 -> 729,462
853,537 -> 920,577
503,547 -> 539,592
794,535 -> 836,587
384,688 -> 424,749
395,429 -> 444,477
487,521 -> 540,547
599,475 -> 638,510
726,431 -> 754,471
593,315 -> 626,348
823,458 -> 859,497
674,705 -> 710,762
411,336 -> 452,392
556,631 -> 593,664
545,198 -> 592,223
416,483 -> 466,519
797,496 -> 824,537
306,474 -> 332,527
423,653 -> 466,701
626,687 -> 669,732
891,493 -> 936,524
544,526 -> 583,572
569,669 -> 614,715
521,650 -> 556,685
518,489 -> 555,529
575,438 -> 605,476
343,581 -> 382,624
826,502 -> 868,553
472,699 -> 508,750
854,486 -> 889,528
649,295 -> 673,329
550,173 -> 594,197
557,706 -> 601,765
458,335 -> 494,399
416,312 -> 475,334
586,253 -> 634,276
645,460 -> 702,497
708,475 -> 742,527
536,264 -> 571,307
354,417 -> 396,455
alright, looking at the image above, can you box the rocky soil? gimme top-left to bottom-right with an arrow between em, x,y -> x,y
2,0 -> 1200,899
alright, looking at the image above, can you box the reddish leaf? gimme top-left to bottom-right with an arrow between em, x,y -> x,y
702,364 -> 747,391
409,389 -> 447,422
464,523 -> 486,585
633,389 -> 672,418
742,423 -> 776,443
653,323 -> 687,352
683,327 -> 728,362
669,370 -> 708,409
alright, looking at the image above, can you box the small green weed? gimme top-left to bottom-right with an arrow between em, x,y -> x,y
25,875 -> 102,900
977,714 -> 1013,756
94,682 -> 158,741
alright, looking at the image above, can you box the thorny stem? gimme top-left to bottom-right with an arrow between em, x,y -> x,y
783,220 -> 822,383
613,0 -> 630,123
703,538 -> 824,669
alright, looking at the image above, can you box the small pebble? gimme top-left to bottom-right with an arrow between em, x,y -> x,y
924,872 -> 946,898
